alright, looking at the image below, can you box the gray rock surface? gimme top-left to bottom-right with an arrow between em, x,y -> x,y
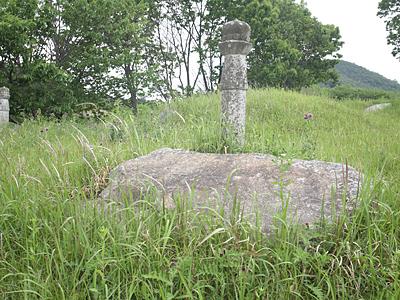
100,148 -> 362,231
365,103 -> 392,112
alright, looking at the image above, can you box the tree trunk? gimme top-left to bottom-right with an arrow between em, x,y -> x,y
129,89 -> 138,115
124,64 -> 138,115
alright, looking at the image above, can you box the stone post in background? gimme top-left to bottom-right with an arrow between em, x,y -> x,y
0,87 -> 10,124
219,20 -> 252,147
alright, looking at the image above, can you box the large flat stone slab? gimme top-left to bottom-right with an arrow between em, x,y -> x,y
100,148 -> 362,231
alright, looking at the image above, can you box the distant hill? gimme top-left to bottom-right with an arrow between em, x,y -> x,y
334,60 -> 400,91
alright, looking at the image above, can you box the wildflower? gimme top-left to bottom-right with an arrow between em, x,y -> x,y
304,112 -> 313,120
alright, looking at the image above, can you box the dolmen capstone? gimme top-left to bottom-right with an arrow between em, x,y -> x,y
100,148 -> 362,231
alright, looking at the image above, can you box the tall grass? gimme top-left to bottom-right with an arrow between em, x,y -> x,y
0,89 -> 399,299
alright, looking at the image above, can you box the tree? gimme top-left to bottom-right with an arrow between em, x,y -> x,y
217,0 -> 342,89
154,0 -> 342,94
378,0 -> 400,60
178,0 -> 343,91
43,0 -> 164,114
1,0 -> 344,119
86,0 -> 160,114
1,0 -> 163,116
0,0 -> 79,118
154,0 -> 224,96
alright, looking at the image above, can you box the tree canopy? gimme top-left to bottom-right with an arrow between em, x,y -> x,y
0,0 -> 343,118
378,0 -> 400,60
233,0 -> 342,89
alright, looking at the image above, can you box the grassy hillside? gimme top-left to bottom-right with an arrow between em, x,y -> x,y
1,89 -> 400,299
335,60 -> 400,91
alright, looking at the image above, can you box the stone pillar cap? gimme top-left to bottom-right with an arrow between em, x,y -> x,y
222,19 -> 251,42
0,87 -> 9,98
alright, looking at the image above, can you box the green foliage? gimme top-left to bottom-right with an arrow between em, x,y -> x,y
378,0 -> 400,60
148,0 -> 343,95
245,0 -> 342,89
303,84 -> 400,101
100,0 -> 163,114
1,89 -> 400,298
215,0 -> 342,89
36,0 -> 160,114
312,60 -> 400,101
8,61 -> 78,118
0,0 -> 78,119
0,0 -> 37,61
1,0 -> 344,118
327,85 -> 396,100
152,0 -> 226,96
0,0 -> 159,118
0,1 -> 88,119
335,60 -> 400,91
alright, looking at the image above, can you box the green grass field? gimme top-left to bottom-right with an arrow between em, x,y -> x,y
0,89 -> 399,299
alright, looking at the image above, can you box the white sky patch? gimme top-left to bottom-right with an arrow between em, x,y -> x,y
304,0 -> 400,82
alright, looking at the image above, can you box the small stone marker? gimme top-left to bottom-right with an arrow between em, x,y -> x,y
0,87 -> 9,124
219,20 -> 252,147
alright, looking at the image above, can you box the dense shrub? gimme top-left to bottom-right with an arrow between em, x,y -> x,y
1,61 -> 114,122
7,62 -> 76,118
328,85 -> 394,100
302,85 -> 400,101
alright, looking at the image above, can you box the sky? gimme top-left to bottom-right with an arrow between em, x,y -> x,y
304,0 -> 400,83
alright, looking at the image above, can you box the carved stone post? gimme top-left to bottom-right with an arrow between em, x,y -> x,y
219,20 -> 252,147
0,87 -> 9,124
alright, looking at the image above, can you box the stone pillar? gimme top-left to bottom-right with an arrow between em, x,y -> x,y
219,19 -> 252,147
0,87 -> 10,124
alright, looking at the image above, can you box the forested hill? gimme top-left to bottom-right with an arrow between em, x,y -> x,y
335,60 -> 400,91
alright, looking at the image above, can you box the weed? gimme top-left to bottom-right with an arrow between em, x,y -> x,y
0,89 -> 399,298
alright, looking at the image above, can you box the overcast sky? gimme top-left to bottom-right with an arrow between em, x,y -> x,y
304,0 -> 400,83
